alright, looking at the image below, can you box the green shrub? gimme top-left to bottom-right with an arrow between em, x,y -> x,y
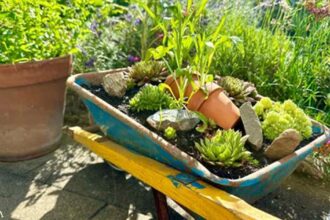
195,129 -> 256,167
0,0 -> 93,63
210,3 -> 330,126
129,84 -> 177,112
211,13 -> 292,91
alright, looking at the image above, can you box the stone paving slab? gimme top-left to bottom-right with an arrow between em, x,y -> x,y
0,183 -> 105,220
0,133 -> 329,220
0,134 -> 157,220
91,204 -> 153,220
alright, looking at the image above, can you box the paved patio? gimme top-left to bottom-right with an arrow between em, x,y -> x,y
0,133 -> 330,220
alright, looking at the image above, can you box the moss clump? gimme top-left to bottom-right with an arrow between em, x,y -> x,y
129,84 -> 177,112
254,97 -> 312,140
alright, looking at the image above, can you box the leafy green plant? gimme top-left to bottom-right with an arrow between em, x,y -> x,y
164,126 -> 177,139
195,129 -> 256,167
217,76 -> 259,106
210,2 -> 330,126
0,0 -> 100,63
144,0 -> 233,105
129,61 -> 167,86
129,84 -> 177,112
194,112 -> 217,134
254,97 -> 312,140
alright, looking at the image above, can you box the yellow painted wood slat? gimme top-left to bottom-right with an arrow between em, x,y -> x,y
68,126 -> 279,220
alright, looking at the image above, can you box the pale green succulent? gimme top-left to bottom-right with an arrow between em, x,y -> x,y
129,84 -> 177,112
129,61 -> 167,86
217,76 -> 260,106
195,129 -> 255,167
164,127 -> 177,139
255,97 -> 312,140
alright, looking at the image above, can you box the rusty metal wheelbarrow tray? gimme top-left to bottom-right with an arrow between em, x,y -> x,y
67,69 -> 330,203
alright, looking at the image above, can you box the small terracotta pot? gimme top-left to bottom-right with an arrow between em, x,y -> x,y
165,75 -> 240,129
0,56 -> 72,161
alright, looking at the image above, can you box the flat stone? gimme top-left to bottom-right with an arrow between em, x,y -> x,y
103,72 -> 127,98
240,102 -> 263,150
264,129 -> 302,160
147,109 -> 200,131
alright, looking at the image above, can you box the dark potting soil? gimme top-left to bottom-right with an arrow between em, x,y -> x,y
82,84 -> 322,179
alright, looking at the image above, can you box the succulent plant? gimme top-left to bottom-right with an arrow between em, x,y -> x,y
129,61 -> 168,86
129,84 -> 177,112
164,126 -> 177,139
254,97 -> 312,141
195,129 -> 255,167
217,76 -> 260,106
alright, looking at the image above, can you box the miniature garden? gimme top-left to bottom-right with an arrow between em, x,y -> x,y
73,0 -> 329,181
0,0 -> 330,217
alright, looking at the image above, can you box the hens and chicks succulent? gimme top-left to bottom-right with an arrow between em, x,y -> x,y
129,84 -> 177,112
217,76 -> 260,106
195,129 -> 256,167
129,61 -> 168,86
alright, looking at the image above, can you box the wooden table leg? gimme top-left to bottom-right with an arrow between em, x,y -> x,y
153,188 -> 170,220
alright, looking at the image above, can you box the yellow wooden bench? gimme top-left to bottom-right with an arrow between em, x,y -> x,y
67,126 -> 278,220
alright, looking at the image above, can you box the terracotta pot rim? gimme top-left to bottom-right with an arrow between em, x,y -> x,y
187,85 -> 223,111
0,55 -> 72,89
0,55 -> 72,67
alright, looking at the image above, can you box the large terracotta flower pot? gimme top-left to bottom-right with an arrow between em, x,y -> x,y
0,56 -> 72,161
165,75 -> 240,129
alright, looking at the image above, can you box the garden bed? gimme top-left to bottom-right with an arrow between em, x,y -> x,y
82,83 -> 322,179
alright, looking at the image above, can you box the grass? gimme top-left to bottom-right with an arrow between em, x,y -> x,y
210,1 -> 330,126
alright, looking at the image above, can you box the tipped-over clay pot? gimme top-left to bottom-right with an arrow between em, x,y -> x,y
165,75 -> 240,129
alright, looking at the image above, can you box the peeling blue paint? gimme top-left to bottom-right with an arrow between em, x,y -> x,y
167,175 -> 181,188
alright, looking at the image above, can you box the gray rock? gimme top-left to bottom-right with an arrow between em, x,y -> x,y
102,72 -> 127,98
147,109 -> 200,131
264,129 -> 302,160
240,102 -> 263,150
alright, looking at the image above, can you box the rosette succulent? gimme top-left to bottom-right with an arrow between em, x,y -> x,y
129,84 -> 177,112
195,129 -> 255,167
254,97 -> 312,141
129,61 -> 168,86
217,76 -> 260,106
164,127 -> 177,139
